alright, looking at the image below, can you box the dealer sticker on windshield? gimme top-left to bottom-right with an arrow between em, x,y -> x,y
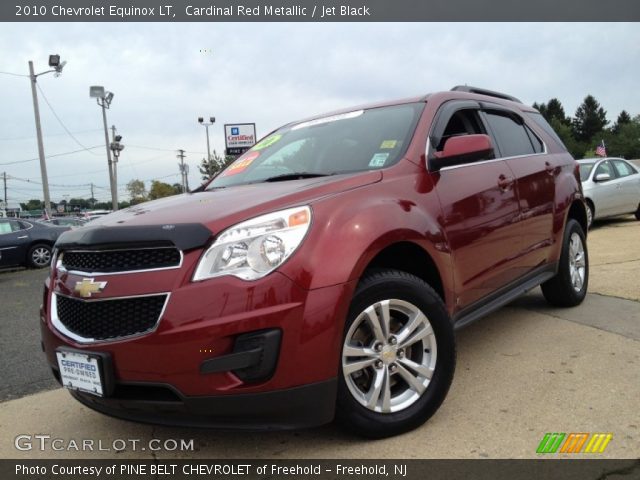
56,350 -> 104,396
369,152 -> 389,168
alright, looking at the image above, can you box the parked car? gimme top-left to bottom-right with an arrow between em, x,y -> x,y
578,157 -> 640,228
41,86 -> 589,438
43,217 -> 88,229
0,218 -> 69,268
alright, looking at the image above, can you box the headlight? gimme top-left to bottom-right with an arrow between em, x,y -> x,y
193,206 -> 312,281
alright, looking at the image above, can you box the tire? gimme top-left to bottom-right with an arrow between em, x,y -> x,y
27,243 -> 52,269
336,269 -> 456,438
541,219 -> 588,307
635,203 -> 640,221
586,200 -> 594,229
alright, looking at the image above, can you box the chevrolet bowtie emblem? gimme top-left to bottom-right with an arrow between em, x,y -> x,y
74,278 -> 107,298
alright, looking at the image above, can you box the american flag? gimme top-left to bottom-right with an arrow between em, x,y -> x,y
595,140 -> 607,157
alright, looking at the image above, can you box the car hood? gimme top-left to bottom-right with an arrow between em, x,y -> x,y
59,171 -> 381,248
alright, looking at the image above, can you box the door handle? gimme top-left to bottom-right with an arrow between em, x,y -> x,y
497,174 -> 515,191
17,235 -> 28,239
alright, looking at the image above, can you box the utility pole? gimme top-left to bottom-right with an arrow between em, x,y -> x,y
90,86 -> 117,211
177,149 -> 189,192
28,61 -> 52,217
2,172 -> 7,207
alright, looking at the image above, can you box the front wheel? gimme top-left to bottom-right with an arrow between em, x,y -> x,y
336,269 -> 455,438
541,219 -> 588,307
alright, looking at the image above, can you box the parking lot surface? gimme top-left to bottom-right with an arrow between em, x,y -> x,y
1,216 -> 638,459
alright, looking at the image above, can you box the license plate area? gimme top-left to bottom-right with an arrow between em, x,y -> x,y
56,348 -> 113,397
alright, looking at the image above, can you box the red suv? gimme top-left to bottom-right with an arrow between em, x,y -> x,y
41,86 -> 589,438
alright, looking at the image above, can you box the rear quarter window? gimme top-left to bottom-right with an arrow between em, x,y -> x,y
526,112 -> 568,151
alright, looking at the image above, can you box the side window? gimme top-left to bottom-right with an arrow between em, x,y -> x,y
612,160 -> 636,178
525,125 -> 544,153
594,161 -> 614,180
484,112 -> 537,158
0,220 -> 13,234
436,109 -> 485,151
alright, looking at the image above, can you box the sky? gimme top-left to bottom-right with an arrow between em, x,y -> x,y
1,22 -> 639,207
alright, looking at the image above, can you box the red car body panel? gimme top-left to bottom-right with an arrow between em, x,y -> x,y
40,88 -> 585,429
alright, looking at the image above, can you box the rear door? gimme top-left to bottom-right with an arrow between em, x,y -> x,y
429,101 -> 521,307
481,107 -> 556,269
611,159 -> 640,214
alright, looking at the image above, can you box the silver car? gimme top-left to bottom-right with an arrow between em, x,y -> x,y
578,157 -> 640,228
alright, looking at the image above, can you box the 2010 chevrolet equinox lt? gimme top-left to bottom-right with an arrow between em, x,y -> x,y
41,86 -> 589,438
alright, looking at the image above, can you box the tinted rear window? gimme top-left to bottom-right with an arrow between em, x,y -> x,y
526,112 -> 567,151
485,112 -> 537,157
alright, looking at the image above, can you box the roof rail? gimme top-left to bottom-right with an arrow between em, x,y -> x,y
451,85 -> 522,104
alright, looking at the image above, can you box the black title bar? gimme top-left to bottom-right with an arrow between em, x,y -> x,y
5,0 -> 640,22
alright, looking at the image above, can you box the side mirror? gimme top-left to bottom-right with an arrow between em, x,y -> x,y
594,172 -> 611,182
431,134 -> 494,171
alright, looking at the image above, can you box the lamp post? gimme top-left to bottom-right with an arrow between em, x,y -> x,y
28,54 -> 66,217
90,86 -> 118,211
198,116 -> 215,162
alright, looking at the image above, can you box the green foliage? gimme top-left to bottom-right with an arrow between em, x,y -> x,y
199,149 -> 236,181
572,95 -> 608,143
148,180 -> 180,200
126,179 -> 147,204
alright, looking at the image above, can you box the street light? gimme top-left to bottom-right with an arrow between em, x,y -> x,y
28,54 -> 66,217
198,116 -> 215,163
90,86 -> 118,211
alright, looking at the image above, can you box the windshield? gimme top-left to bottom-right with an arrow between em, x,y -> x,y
207,102 -> 424,189
579,163 -> 595,182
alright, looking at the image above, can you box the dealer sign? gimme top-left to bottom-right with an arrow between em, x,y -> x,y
224,123 -> 256,156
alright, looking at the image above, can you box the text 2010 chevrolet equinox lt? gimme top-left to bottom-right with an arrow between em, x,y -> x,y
41,86 -> 589,438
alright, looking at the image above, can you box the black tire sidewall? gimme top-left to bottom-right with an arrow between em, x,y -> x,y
559,220 -> 589,303
336,270 -> 456,438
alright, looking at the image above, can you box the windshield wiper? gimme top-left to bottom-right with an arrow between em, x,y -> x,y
263,172 -> 333,182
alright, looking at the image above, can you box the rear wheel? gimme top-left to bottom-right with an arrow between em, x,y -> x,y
635,203 -> 640,221
27,244 -> 52,268
336,269 -> 455,438
541,219 -> 588,307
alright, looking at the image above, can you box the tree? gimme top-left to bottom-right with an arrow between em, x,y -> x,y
572,95 -> 608,143
603,115 -> 640,159
545,98 -> 569,125
126,179 -> 147,205
612,110 -> 632,134
199,149 -> 236,181
148,180 -> 180,200
20,199 -> 43,211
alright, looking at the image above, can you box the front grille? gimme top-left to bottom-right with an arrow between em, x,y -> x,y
55,294 -> 167,341
61,247 -> 180,273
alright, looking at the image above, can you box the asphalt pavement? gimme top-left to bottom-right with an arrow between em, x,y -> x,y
0,216 -> 638,459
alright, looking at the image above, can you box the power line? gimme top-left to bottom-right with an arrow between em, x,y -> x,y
36,83 -> 100,155
127,144 -> 206,155
0,70 -> 28,78
0,145 -> 102,166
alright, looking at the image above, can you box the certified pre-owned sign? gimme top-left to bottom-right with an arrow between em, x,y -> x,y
224,123 -> 256,156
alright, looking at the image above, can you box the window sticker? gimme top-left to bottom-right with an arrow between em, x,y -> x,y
221,151 -> 260,176
368,152 -> 389,168
291,110 -> 364,131
252,134 -> 282,151
380,140 -> 398,149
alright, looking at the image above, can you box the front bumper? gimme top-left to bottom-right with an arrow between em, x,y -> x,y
41,260 -> 356,429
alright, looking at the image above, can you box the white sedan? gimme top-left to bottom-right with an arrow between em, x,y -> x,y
578,157 -> 640,228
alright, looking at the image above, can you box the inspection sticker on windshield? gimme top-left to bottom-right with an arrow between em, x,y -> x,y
222,151 -> 259,176
369,153 -> 389,168
252,134 -> 281,151
380,140 -> 397,149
